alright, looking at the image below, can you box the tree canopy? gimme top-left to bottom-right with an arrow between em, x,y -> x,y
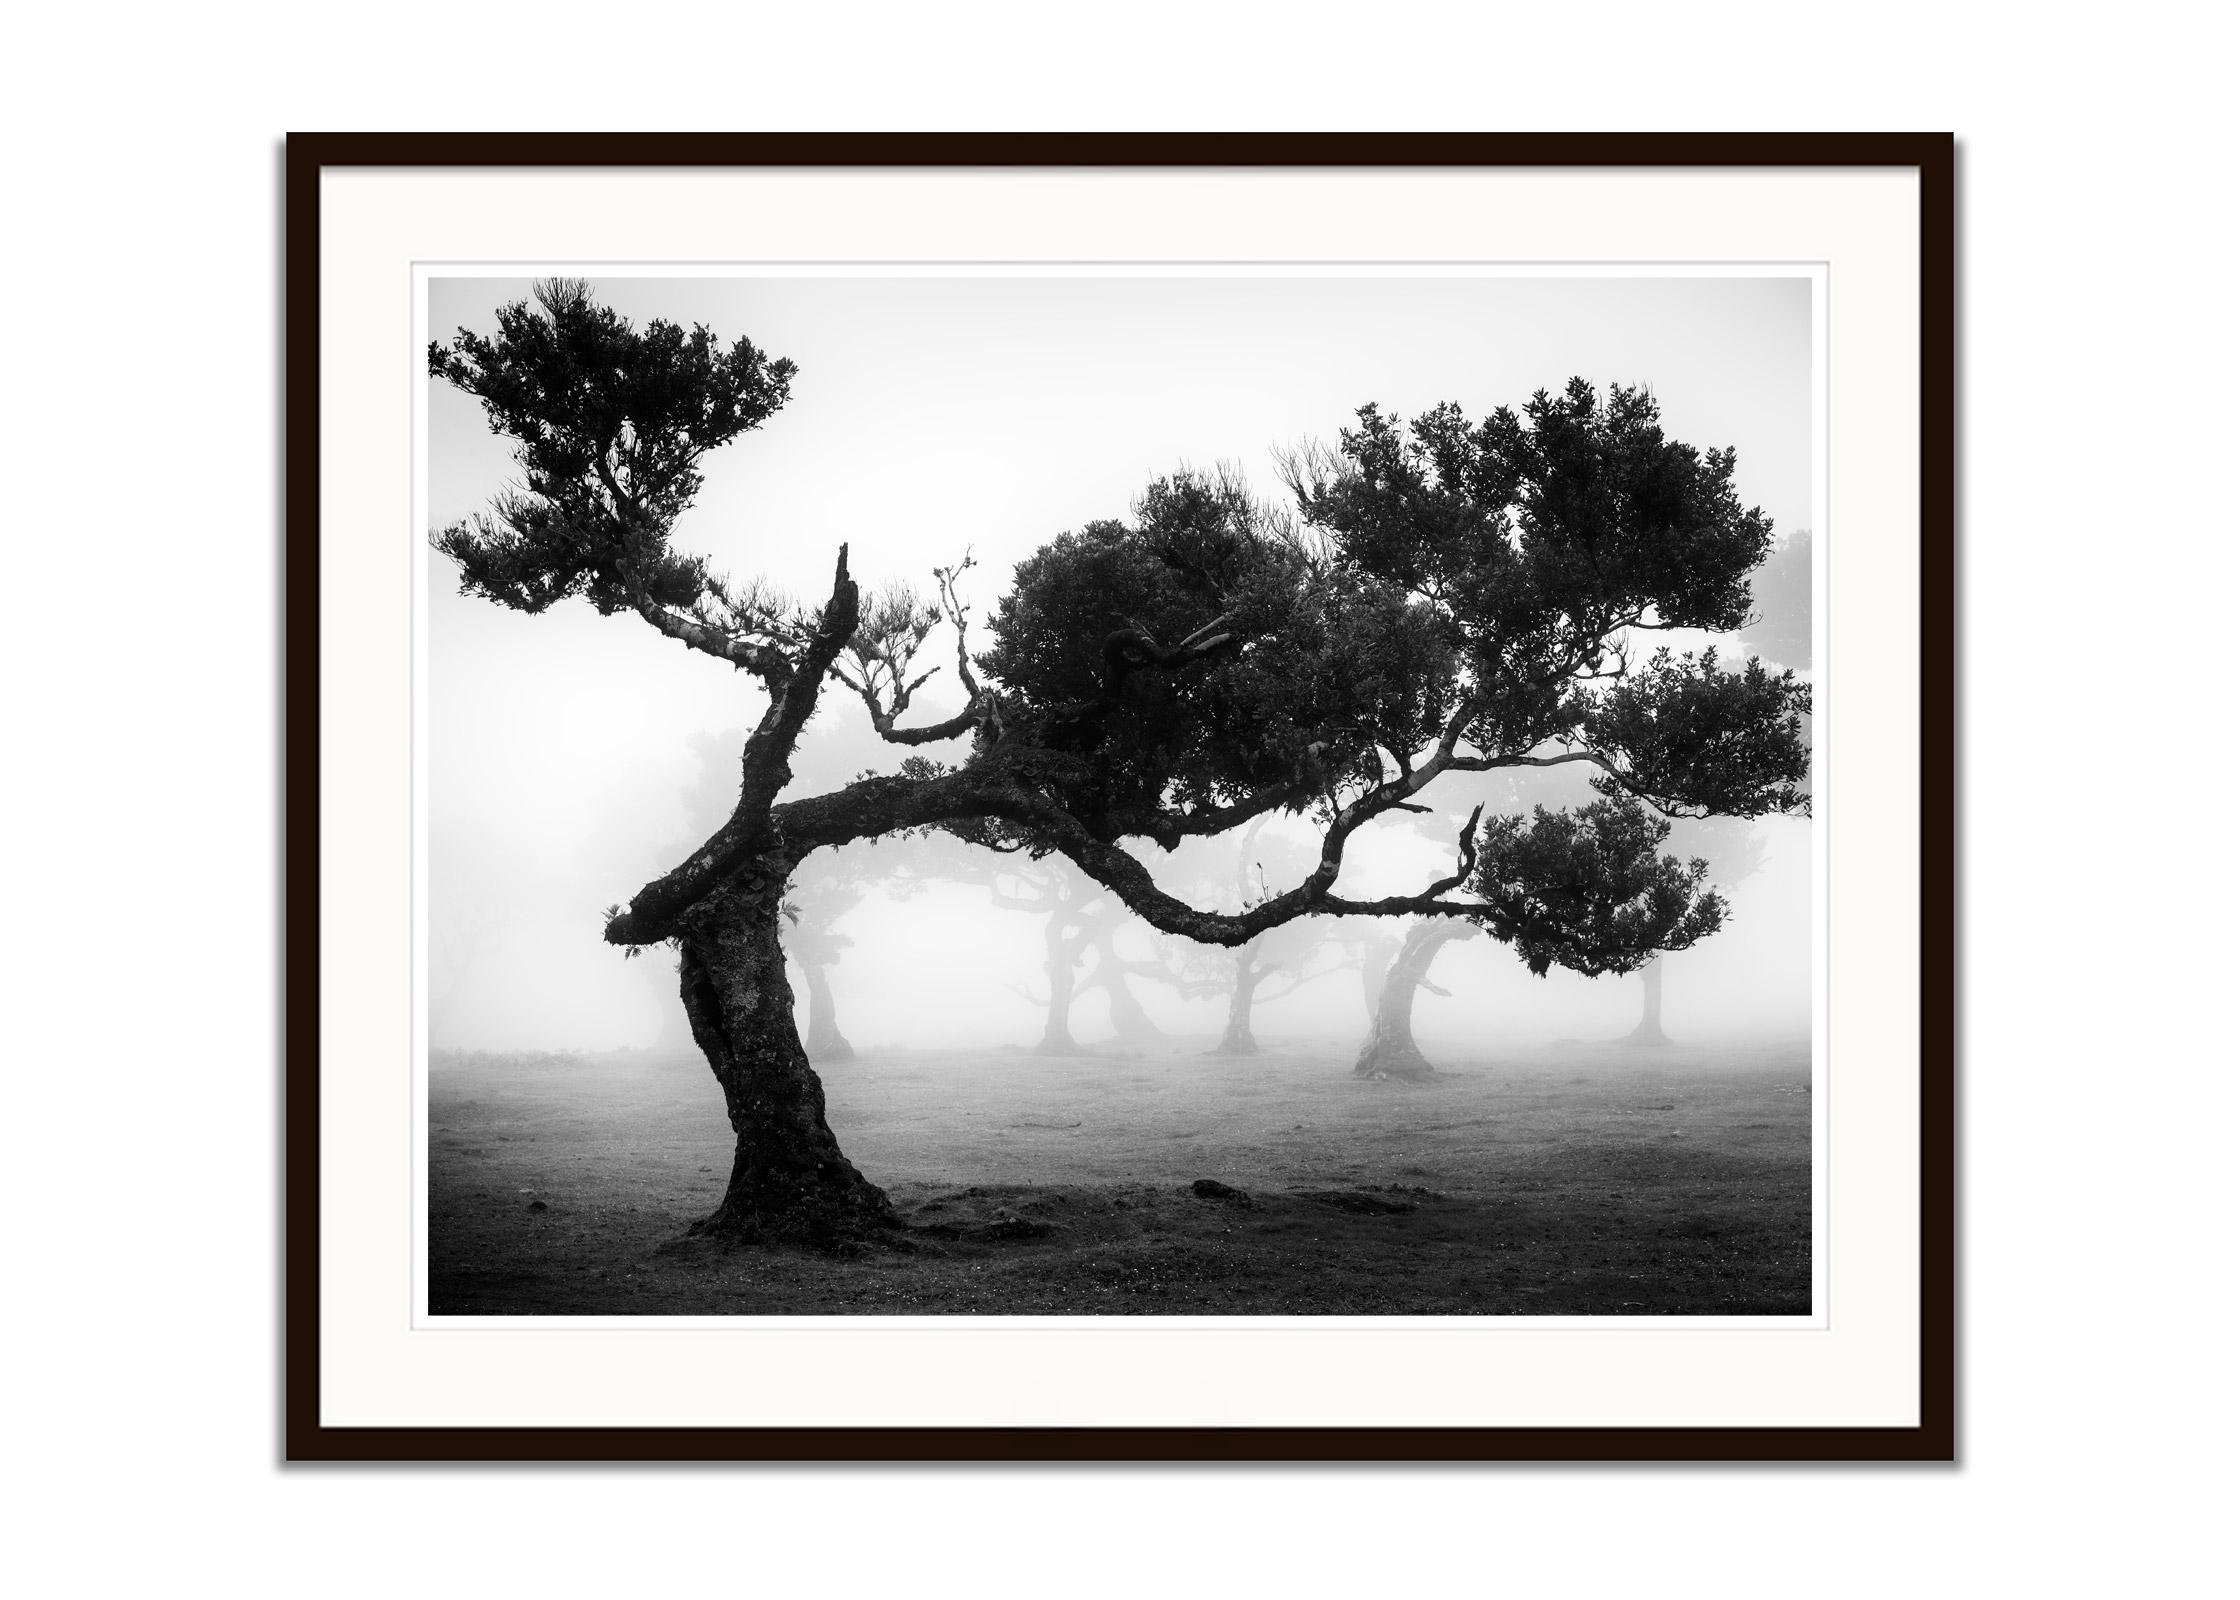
431,278 -> 796,623
432,283 -> 1810,983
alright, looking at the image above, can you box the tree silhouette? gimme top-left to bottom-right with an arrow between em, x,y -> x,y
880,833 -> 1123,1056
1623,814 -> 1771,1047
984,858 -> 1112,1055
1157,820 -> 1351,1056
1341,765 -> 1563,1077
432,284 -> 1809,1249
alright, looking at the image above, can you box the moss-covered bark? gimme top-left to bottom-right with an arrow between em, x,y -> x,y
673,860 -> 896,1249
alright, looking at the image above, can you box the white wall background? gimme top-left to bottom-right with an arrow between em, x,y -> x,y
4,4 -> 2233,1596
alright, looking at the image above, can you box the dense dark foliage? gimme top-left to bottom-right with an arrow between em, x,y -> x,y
431,279 -> 795,619
1469,800 -> 1721,977
979,472 -> 1366,838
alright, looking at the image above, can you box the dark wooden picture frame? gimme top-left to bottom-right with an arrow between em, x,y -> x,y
285,132 -> 1954,1462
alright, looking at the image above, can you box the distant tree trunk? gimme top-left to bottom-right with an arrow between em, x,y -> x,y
1625,956 -> 1671,1047
798,959 -> 854,1062
1214,949 -> 1265,1055
1083,921 -> 1165,1047
1358,935 -> 1398,1020
1353,919 -> 1473,1080
1038,912 -> 1083,1054
1098,965 -> 1165,1047
671,854 -> 896,1249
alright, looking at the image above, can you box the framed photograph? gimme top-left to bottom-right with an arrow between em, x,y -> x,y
287,133 -> 1953,1460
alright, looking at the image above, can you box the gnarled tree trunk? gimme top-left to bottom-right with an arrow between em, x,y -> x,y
1353,919 -> 1473,1080
1624,956 -> 1671,1047
797,958 -> 854,1062
672,858 -> 896,1249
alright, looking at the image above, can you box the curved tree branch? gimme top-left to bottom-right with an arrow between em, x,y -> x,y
602,545 -> 861,944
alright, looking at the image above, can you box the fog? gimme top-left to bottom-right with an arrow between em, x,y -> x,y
425,273 -> 1814,1060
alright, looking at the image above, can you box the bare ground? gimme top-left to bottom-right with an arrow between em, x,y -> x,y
428,1036 -> 1810,1316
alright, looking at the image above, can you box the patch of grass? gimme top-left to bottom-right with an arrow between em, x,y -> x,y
428,1037 -> 1810,1316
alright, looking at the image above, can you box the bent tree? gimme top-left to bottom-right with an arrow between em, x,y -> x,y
1068,896 -> 1210,1050
1207,911 -> 1345,1057
1343,769 -> 1545,1076
1353,917 -> 1476,1078
994,868 -> 1150,1055
1351,797 -> 1734,1076
431,281 -> 1809,1249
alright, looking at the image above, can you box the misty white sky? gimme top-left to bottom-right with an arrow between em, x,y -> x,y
426,273 -> 1814,1050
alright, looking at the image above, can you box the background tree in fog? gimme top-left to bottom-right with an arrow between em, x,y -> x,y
431,282 -> 1807,1249
1347,916 -> 1476,1079
1068,895 -> 1222,1049
1158,820 -> 1351,1056
1739,529 -> 1811,673
882,830 -> 1094,1054
984,859 -> 1110,1055
1623,815 -> 1767,1046
906,844 -> 1209,1056
1344,765 -> 1568,1077
781,859 -> 868,1062
1606,525 -> 1812,1047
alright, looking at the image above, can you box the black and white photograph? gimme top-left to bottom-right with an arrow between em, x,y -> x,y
18,0 -> 2240,1576
420,269 -> 1819,1319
